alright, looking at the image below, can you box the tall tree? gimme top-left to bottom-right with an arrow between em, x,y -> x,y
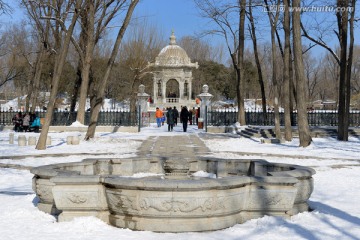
72,0 -> 127,124
264,0 -> 281,138
237,0 -> 246,125
32,0 -> 84,150
301,0 -> 357,141
85,0 -> 139,140
292,0 -> 312,147
21,0 -> 53,112
247,0 -> 267,124
194,0 -> 246,125
283,0 -> 292,141
337,0 -> 356,140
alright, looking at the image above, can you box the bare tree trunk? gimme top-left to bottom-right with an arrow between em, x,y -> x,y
337,0 -> 348,141
292,0 -> 312,147
289,48 -> 296,126
264,0 -> 281,138
337,0 -> 353,141
36,0 -> 83,150
247,0 -> 267,124
271,31 -> 281,138
85,0 -> 139,140
236,0 -> 246,126
283,0 -> 292,141
70,27 -> 87,113
70,66 -> 82,112
129,77 -> 138,115
25,79 -> 33,112
345,0 -> 356,137
76,1 -> 95,124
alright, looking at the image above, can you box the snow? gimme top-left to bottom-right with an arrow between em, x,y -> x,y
127,172 -> 164,178
69,121 -> 87,127
192,170 -> 217,178
212,99 -> 283,111
1,123 -> 360,240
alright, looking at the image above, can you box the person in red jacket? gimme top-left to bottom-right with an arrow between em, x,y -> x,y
155,107 -> 163,127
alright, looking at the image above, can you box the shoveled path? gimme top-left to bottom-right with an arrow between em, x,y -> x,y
137,134 -> 210,158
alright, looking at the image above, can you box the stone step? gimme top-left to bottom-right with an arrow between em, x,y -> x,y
238,128 -> 276,139
244,127 -> 259,134
260,138 -> 285,144
237,131 -> 255,138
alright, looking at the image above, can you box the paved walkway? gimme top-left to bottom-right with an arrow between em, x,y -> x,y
137,135 -> 210,158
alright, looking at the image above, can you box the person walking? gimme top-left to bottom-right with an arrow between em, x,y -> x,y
166,107 -> 175,131
161,108 -> 166,126
155,107 -> 163,127
173,106 -> 179,126
180,106 -> 190,132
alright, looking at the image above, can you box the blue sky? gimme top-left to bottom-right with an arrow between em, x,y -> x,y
133,0 -> 360,58
134,0 -> 206,39
1,0 -> 359,61
1,0 -> 217,45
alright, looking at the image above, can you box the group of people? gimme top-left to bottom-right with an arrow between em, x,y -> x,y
12,112 -> 41,132
155,106 -> 199,132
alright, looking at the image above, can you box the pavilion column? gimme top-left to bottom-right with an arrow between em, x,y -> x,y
179,80 -> 184,103
162,80 -> 167,103
188,78 -> 192,101
153,79 -> 157,104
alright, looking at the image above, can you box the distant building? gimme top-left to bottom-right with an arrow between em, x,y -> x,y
311,99 -> 337,110
148,31 -> 198,109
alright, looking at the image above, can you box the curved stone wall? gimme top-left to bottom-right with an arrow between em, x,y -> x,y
31,157 -> 315,232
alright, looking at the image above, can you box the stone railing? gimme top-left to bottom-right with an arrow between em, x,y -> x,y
31,157 -> 315,232
166,98 -> 179,103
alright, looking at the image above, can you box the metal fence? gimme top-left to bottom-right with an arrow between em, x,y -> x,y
0,109 -> 138,126
207,109 -> 360,127
2,108 -> 360,127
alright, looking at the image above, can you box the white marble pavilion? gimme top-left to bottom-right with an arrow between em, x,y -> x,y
148,32 -> 198,109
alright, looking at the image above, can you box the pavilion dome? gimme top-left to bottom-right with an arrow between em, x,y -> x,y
154,32 -> 193,67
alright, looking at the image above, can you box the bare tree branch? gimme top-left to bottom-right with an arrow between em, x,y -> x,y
301,21 -> 340,65
302,43 -> 316,55
0,0 -> 12,15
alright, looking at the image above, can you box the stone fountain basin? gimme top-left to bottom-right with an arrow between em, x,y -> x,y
31,157 -> 315,232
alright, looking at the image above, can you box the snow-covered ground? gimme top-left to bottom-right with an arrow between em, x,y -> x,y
1,123 -> 360,240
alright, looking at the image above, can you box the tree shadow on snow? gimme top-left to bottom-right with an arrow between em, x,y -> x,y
219,216 -> 320,240
0,190 -> 34,196
309,200 -> 360,239
46,140 -> 66,148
